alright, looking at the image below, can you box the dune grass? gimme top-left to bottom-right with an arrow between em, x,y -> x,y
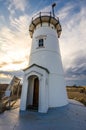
66,86 -> 86,106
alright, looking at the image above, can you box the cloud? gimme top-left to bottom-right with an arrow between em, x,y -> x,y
0,0 -> 86,85
64,51 -> 86,86
8,0 -> 27,12
59,4 -> 86,69
0,14 -> 6,28
65,57 -> 86,79
0,70 -> 24,84
57,2 -> 75,20
0,14 -> 32,70
0,62 -> 8,68
56,2 -> 86,85
0,70 -> 24,77
0,15 -> 5,22
31,5 -> 51,19
12,60 -> 25,64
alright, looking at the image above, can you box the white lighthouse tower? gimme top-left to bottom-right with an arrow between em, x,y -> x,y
20,5 -> 68,113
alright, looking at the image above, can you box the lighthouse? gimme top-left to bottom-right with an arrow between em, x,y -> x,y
20,5 -> 68,113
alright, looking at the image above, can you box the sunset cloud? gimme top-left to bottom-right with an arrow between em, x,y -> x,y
0,13 -> 31,70
0,0 -> 86,85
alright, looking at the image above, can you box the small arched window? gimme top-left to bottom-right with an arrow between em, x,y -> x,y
38,39 -> 44,47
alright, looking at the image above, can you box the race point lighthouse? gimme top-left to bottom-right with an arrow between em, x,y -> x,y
20,4 -> 68,113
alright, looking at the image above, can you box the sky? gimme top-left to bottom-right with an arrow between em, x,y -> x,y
0,0 -> 86,86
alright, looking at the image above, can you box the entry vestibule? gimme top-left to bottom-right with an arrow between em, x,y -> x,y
20,64 -> 49,113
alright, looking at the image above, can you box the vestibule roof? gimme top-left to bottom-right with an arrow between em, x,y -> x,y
23,64 -> 49,74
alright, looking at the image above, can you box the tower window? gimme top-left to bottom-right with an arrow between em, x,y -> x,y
38,39 -> 44,47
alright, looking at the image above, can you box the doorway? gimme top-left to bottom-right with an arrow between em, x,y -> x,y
33,77 -> 39,109
27,76 -> 39,110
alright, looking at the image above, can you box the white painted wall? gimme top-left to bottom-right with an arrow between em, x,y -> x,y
29,26 -> 63,73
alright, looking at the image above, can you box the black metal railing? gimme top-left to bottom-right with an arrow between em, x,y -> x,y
32,12 -> 59,21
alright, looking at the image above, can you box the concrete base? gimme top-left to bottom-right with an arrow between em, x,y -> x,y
0,100 -> 86,130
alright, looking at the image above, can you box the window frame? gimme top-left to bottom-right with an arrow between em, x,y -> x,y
38,39 -> 44,48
